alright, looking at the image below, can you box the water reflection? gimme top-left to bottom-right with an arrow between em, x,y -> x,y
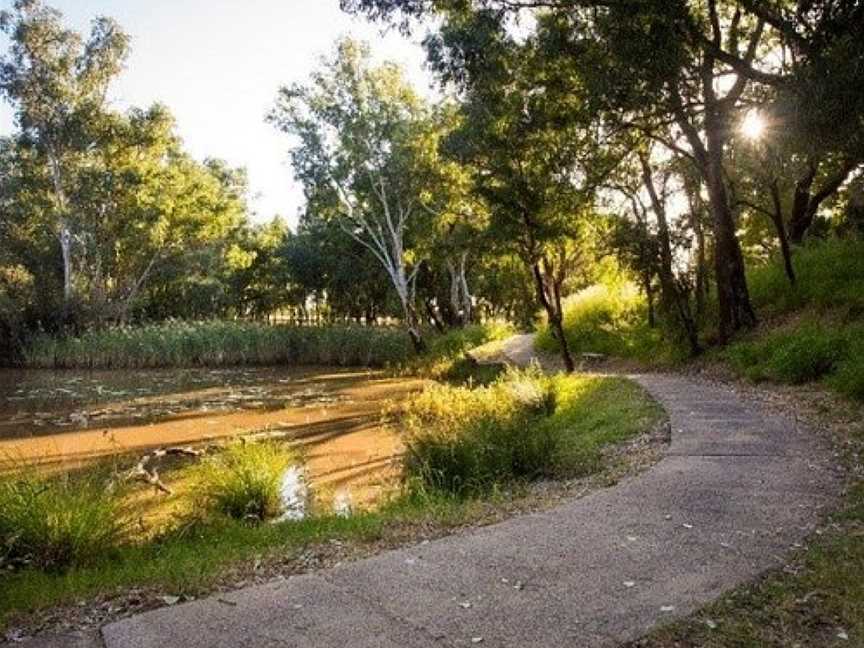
277,466 -> 308,521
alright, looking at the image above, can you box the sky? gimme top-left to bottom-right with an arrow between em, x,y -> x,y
0,0 -> 434,227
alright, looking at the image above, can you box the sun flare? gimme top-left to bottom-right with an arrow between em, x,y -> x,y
741,110 -> 767,141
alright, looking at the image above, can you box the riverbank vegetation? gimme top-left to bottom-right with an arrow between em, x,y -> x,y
0,366 -> 662,629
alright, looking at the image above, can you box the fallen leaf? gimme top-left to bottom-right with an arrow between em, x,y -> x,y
159,595 -> 180,606
837,630 -> 849,641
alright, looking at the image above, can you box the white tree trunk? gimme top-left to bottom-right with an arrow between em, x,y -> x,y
458,251 -> 472,324
48,152 -> 74,302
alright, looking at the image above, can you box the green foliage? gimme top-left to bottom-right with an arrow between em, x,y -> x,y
426,321 -> 514,359
725,240 -> 864,400
195,442 -> 295,522
535,283 -> 668,362
748,239 -> 864,317
0,473 -> 124,571
23,321 -> 414,369
726,323 -> 850,385
402,368 -> 559,496
401,369 -> 662,496
405,321 -> 514,380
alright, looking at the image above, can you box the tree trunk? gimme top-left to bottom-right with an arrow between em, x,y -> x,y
58,223 -> 73,302
684,181 -> 708,321
640,154 -> 701,356
788,161 -> 818,245
768,180 -> 796,284
425,298 -> 446,334
531,261 -> 575,373
643,270 -> 656,328
458,252 -> 473,325
788,158 -> 857,245
704,119 -> 757,342
446,259 -> 464,327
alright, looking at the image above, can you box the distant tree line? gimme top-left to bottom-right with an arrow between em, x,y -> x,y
2,0 -> 863,366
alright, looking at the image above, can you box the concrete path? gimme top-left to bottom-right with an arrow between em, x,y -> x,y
100,336 -> 838,648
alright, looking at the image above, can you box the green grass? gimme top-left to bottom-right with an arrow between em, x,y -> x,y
748,238 -> 864,317
0,367 -> 661,629
403,321 -> 515,381
195,442 -> 295,521
723,239 -> 864,401
0,473 -> 126,571
0,488 -> 513,628
535,283 -> 674,364
23,321 -> 414,369
402,368 -> 663,496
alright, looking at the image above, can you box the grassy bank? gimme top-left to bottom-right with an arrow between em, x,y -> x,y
534,283 -> 672,364
0,367 -> 661,630
403,368 -> 662,496
723,239 -> 864,401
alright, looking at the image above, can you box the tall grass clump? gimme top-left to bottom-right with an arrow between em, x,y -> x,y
0,473 -> 125,570
535,283 -> 662,360
23,321 -> 413,369
195,442 -> 296,522
402,367 -> 559,496
401,369 -> 663,497
722,239 -> 864,400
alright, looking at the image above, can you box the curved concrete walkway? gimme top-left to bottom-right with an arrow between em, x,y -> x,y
101,337 -> 839,648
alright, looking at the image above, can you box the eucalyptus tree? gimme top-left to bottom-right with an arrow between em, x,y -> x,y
344,0 -> 864,342
0,0 -> 130,305
269,39 -> 439,351
429,9 -> 621,371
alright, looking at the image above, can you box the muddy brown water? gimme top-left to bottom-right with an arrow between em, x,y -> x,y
0,367 -> 427,512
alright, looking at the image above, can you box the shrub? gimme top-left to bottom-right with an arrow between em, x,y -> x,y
401,369 -> 663,497
828,357 -> 864,401
405,321 -> 515,381
0,474 -> 124,570
401,368 -> 558,496
726,324 -> 850,385
196,442 -> 296,522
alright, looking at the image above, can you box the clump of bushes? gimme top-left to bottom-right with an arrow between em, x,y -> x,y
23,320 -> 413,369
195,441 -> 296,522
402,368 -> 559,496
725,321 -> 864,398
401,369 -> 663,497
405,321 -> 515,381
726,324 -> 849,385
0,474 -> 125,570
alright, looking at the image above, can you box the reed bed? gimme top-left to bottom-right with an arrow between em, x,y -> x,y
23,320 -> 413,369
